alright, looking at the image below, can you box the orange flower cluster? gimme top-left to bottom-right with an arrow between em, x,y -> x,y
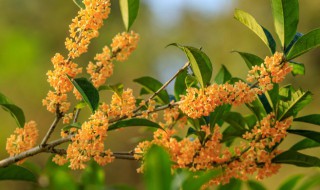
247,52 -> 292,91
135,113 -> 292,186
179,81 -> 257,119
6,121 -> 38,164
87,31 -> 140,88
179,52 -> 292,119
54,105 -> 114,169
66,0 -> 111,59
109,88 -> 136,118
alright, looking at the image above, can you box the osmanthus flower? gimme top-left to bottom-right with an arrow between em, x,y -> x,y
111,31 -> 140,62
6,121 -> 38,164
109,88 -> 136,118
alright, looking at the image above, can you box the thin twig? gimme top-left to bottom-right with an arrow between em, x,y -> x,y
73,108 -> 81,123
40,114 -> 63,146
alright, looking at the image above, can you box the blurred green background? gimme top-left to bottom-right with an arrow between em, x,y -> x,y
0,0 -> 319,189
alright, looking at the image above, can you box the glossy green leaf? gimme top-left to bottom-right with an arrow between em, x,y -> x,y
174,69 -> 188,100
288,129 -> 320,144
294,114 -> 320,125
285,32 -> 303,55
277,89 -> 312,120
99,83 -> 124,96
222,112 -> 247,131
73,0 -> 85,9
234,9 -> 276,53
169,44 -> 212,88
182,170 -> 221,190
75,101 -> 87,109
0,165 -> 37,182
108,118 -> 162,131
214,65 -> 232,84
185,75 -> 198,88
289,62 -> 305,76
119,0 -> 140,31
258,93 -> 273,114
144,145 -> 172,190
271,0 -> 299,48
62,122 -> 82,132
278,174 -> 304,190
247,180 -> 267,190
290,138 -> 320,151
218,178 -> 242,190
133,76 -> 169,104
244,114 -> 258,129
267,83 -> 279,110
234,51 -> 263,69
210,104 -> 231,129
0,92 -> 25,128
222,125 -> 245,143
286,28 -> 320,60
68,77 -> 99,113
273,150 -> 320,167
246,96 -> 267,121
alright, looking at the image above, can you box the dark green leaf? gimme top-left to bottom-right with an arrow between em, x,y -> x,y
246,96 -> 267,121
234,9 -> 276,53
294,114 -> 320,125
222,112 -> 247,131
267,83 -> 279,110
286,28 -> 320,60
0,104 -> 25,128
234,51 -> 264,69
271,0 -> 299,48
144,145 -> 172,190
185,75 -> 198,88
174,69 -> 188,100
73,0 -> 85,9
119,0 -> 140,31
81,161 -> 105,189
290,138 -> 320,151
218,178 -> 242,190
273,150 -> 320,167
182,170 -> 221,190
278,89 -> 312,120
98,83 -> 124,96
0,165 -> 37,182
289,62 -> 305,76
288,129 -> 320,144
108,118 -> 162,131
214,65 -> 232,84
285,32 -> 303,55
222,125 -> 245,143
133,76 -> 169,104
62,122 -> 82,132
258,93 -> 273,114
0,92 -> 11,104
169,44 -> 212,88
209,104 -> 232,129
69,77 -> 99,113
247,180 -> 267,190
244,114 -> 258,129
108,185 -> 137,190
278,174 -> 304,190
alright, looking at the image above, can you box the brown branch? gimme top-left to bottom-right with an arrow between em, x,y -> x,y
40,113 -> 63,146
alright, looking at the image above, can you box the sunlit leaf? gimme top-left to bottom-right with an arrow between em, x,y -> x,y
99,83 -> 124,96
285,32 -> 303,55
81,161 -> 105,189
273,150 -> 320,167
289,62 -> 305,76
286,28 -> 320,60
271,0 -> 299,48
247,180 -> 267,190
278,174 -> 304,190
234,9 -> 276,53
0,165 -> 37,182
68,77 -> 99,113
214,65 -> 231,84
133,76 -> 169,104
234,51 -> 263,69
290,138 -> 320,151
185,75 -> 198,88
108,118 -> 163,131
119,0 -> 140,31
73,0 -> 85,9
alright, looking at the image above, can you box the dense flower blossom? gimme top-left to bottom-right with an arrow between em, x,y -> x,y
109,88 -> 136,118
6,121 -> 39,164
111,31 -> 140,62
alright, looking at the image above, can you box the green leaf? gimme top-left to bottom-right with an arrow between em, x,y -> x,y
296,174 -> 320,190
81,161 -> 105,189
169,44 -> 212,88
234,9 -> 276,53
68,77 -> 99,113
273,150 -> 320,167
108,185 -> 137,190
133,76 -> 169,104
99,83 -> 124,96
289,62 -> 305,76
222,112 -> 247,131
267,83 -> 279,110
258,93 -> 273,114
108,118 -> 163,131
278,89 -> 312,120
0,165 -> 37,182
285,32 -> 303,55
210,104 -> 232,129
278,174 -> 304,190
290,138 -> 320,151
0,93 -> 25,128
244,114 -> 258,129
214,65 -> 232,84
73,0 -> 85,9
246,96 -> 267,121
185,75 -> 198,88
218,178 -> 242,190
222,125 -> 245,143
271,0 -> 299,48
174,69 -> 188,100
247,180 -> 267,190
182,170 -> 221,190
144,145 -> 172,190
75,101 -> 87,109
119,0 -> 140,31
286,28 -> 320,60
294,114 -> 320,125
288,129 -> 320,144
62,122 -> 82,132
234,51 -> 264,69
